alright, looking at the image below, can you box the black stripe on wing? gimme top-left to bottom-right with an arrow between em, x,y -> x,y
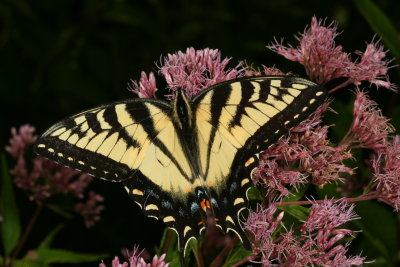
228,80 -> 257,130
34,99 -> 173,182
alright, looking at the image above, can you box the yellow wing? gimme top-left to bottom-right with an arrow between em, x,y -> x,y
191,76 -> 326,247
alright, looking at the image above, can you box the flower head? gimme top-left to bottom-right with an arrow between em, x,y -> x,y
244,204 -> 283,250
301,199 -> 359,232
5,124 -> 37,158
159,47 -> 244,98
350,91 -> 394,152
75,191 -> 104,228
243,62 -> 286,76
371,136 -> 400,211
5,125 -> 103,226
350,41 -> 395,90
267,17 -> 351,84
244,200 -> 364,266
254,102 -> 353,196
99,246 -> 169,267
129,71 -> 158,99
268,17 -> 395,91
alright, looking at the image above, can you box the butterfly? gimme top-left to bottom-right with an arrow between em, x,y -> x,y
34,76 -> 326,265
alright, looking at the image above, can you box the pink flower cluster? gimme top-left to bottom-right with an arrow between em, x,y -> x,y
129,72 -> 158,99
99,247 -> 169,267
75,191 -> 104,228
268,17 -> 395,91
130,47 -> 245,99
5,124 -> 104,227
244,200 -> 364,266
253,102 -> 353,199
349,91 -> 395,152
371,136 -> 400,211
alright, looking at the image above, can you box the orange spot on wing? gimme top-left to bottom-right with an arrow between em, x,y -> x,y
200,199 -> 211,211
245,157 -> 255,167
132,189 -> 144,195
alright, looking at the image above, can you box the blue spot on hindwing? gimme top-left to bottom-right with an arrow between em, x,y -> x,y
210,198 -> 218,208
146,189 -> 160,199
162,201 -> 173,209
230,182 -> 238,193
190,202 -> 200,214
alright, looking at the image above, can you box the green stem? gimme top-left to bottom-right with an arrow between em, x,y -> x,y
7,203 -> 44,267
274,192 -> 379,206
231,251 -> 257,267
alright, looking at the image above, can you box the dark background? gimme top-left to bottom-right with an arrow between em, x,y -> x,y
1,0 -> 399,266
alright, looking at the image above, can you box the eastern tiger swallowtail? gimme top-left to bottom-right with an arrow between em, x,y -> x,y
34,76 -> 326,265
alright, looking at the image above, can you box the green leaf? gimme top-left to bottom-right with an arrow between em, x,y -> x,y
46,204 -> 74,219
246,187 -> 263,201
38,224 -> 63,249
278,204 -> 309,221
354,0 -> 400,61
0,153 -> 21,256
282,184 -> 309,202
353,201 -> 397,265
187,237 -> 200,267
222,243 -> 252,267
158,229 -> 180,266
8,259 -> 38,267
25,248 -> 107,264
277,185 -> 310,220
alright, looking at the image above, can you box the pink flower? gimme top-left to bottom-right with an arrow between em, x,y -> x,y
267,17 -> 394,91
253,159 -> 307,198
350,41 -> 395,90
100,246 -> 169,267
301,199 -> 359,232
159,47 -> 244,98
129,71 -> 158,99
5,125 -> 37,158
254,102 -> 353,195
6,125 -> 103,227
9,155 -> 92,202
244,204 -> 283,250
75,191 -> 104,228
267,17 -> 351,84
371,136 -> 400,211
243,62 -> 286,76
350,91 -> 394,152
244,200 -> 364,266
